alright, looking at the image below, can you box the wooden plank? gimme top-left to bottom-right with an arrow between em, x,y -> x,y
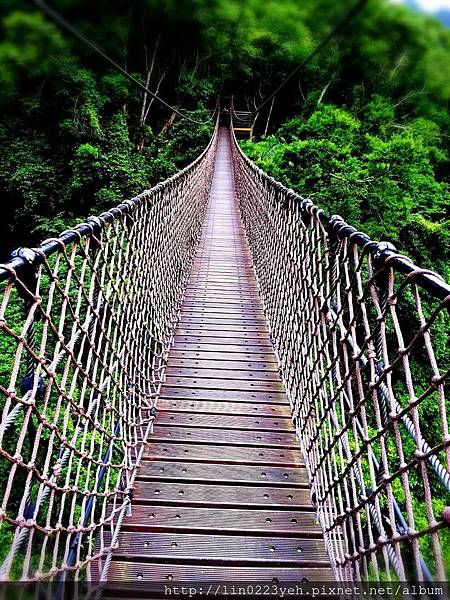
154,412 -> 292,431
194,257 -> 249,261
178,323 -> 268,333
151,425 -> 298,447
166,359 -> 278,373
185,276 -> 256,282
189,273 -> 257,280
158,398 -> 290,417
186,287 -> 258,292
180,315 -> 264,323
136,461 -> 308,486
193,255 -> 251,260
185,289 -> 260,297
122,505 -> 321,537
132,481 -> 311,509
182,297 -> 261,306
188,278 -> 257,285
179,315 -> 266,325
181,300 -> 265,312
171,343 -> 274,355
173,337 -> 272,350
185,290 -> 259,298
107,532 -> 328,565
188,271 -> 253,277
189,269 -> 255,274
196,244 -> 244,249
160,387 -> 287,404
169,350 -> 276,363
193,251 -> 249,255
180,305 -> 265,316
164,376 -> 284,393
191,259 -> 251,264
184,293 -> 261,303
190,267 -> 254,272
187,282 -> 258,290
180,311 -> 267,322
174,330 -> 272,352
133,478 -> 314,511
176,328 -> 270,340
106,561 -> 335,584
191,269 -> 254,276
143,442 -> 301,466
166,366 -> 280,381
191,273 -> 255,279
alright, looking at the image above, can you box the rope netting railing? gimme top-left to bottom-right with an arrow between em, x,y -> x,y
230,120 -> 450,582
0,118 -> 218,582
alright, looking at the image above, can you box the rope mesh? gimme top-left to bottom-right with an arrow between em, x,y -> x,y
0,121 -> 218,581
231,123 -> 450,582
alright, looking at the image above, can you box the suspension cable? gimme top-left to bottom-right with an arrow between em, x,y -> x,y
250,0 -> 368,116
32,0 -> 217,126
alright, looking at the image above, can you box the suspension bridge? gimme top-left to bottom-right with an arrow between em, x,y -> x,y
0,107 -> 449,594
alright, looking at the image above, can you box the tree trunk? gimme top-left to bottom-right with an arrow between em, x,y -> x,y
298,78 -> 306,102
264,97 -> 275,137
143,68 -> 168,124
317,79 -> 332,105
159,109 -> 178,136
140,36 -> 161,128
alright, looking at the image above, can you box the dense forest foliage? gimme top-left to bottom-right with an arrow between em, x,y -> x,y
0,0 -> 449,277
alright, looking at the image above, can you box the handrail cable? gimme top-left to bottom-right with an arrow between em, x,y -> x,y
250,0 -> 368,116
32,0 -> 218,126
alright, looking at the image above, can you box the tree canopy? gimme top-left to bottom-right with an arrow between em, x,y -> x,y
0,0 -> 448,274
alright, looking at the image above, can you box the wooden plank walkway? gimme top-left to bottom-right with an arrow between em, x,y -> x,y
106,129 -> 332,586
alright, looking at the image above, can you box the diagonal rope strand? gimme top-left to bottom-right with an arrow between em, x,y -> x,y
33,0 -> 218,126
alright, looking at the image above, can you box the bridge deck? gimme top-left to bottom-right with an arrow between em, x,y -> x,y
107,129 -> 332,586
